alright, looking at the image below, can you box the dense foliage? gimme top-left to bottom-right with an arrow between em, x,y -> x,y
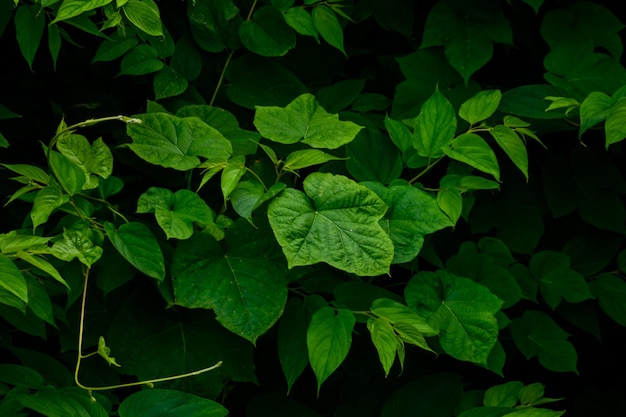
1,0 -> 626,415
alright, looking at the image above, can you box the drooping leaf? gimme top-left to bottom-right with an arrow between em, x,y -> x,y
284,7 -> 318,41
0,254 -> 28,303
278,298 -> 309,394
118,389 -> 228,417
153,66 -> 188,100
221,155 -> 246,201
604,99 -> 626,148
312,5 -> 345,56
239,6 -> 296,57
30,182 -> 70,230
230,181 -> 286,222
489,125 -> 528,180
405,270 -> 503,365
137,187 -> 214,240
171,221 -> 288,344
459,89 -> 502,125
267,172 -> 393,276
15,387 -> 109,417
104,221 -> 165,280
307,307 -> 355,393
126,112 -> 232,170
589,273 -> 626,327
15,5 -> 45,71
579,91 -> 611,138
367,317 -> 398,377
254,93 -> 363,149
443,133 -> 500,181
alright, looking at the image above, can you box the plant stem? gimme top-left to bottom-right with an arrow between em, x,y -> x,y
408,157 -> 444,185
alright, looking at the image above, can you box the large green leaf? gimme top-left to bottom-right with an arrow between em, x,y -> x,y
104,222 -> 165,280
363,182 -> 453,264
48,150 -> 86,195
239,6 -> 295,57
171,221 -> 288,344
123,0 -> 163,37
137,187 -> 213,240
254,93 -> 363,149
0,254 -> 28,303
126,113 -> 232,170
509,310 -> 577,373
307,307 -> 355,393
118,389 -> 227,417
405,270 -> 503,365
267,173 -> 393,276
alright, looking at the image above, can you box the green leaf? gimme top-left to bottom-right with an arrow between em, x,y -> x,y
278,298 -> 309,394
122,0 -> 163,37
31,183 -> 70,230
104,221 -> 165,280
284,7 -> 318,40
346,128 -> 403,184
530,251 -> 593,310
363,182 -> 453,264
405,270 -> 503,365
589,273 -> 626,327
119,44 -> 164,76
307,307 -> 355,393
170,36 -> 203,81
283,149 -> 345,173
48,150 -> 85,195
267,172 -> 393,276
605,99 -> 626,148
230,181 -> 286,222
1,163 -> 49,184
171,223 -> 288,344
56,135 -> 113,189
15,5 -> 45,71
47,23 -> 61,70
0,255 -> 28,303
413,88 -> 457,158
489,125 -> 528,180
187,0 -> 241,53
239,6 -> 295,57
254,93 -> 363,149
367,317 -> 397,377
52,0 -> 113,23
92,34 -> 138,63
312,5 -> 345,56
509,310 -> 577,373
137,187 -> 214,240
443,133 -> 500,181
579,91 -> 611,138
221,155 -> 246,202
126,113 -> 232,170
49,227 -> 103,267
97,336 -> 121,367
153,66 -> 188,100
118,389 -> 228,417
16,251 -> 68,288
484,381 -> 524,407
459,89 -> 502,125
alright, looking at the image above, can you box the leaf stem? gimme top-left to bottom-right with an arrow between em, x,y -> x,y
408,156 -> 444,185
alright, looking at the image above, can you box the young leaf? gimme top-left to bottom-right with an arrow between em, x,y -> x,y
312,5 -> 346,56
489,125 -> 528,180
1,164 -> 49,184
92,35 -> 138,63
52,0 -> 113,23
239,6 -> 296,57
367,317 -> 397,377
443,133 -> 500,181
47,24 -> 61,70
254,93 -> 363,149
307,307 -> 355,393
221,155 -> 246,202
15,5 -> 46,71
97,336 -> 121,367
413,88 -> 457,158
137,187 -> 214,240
126,113 -> 232,170
459,89 -> 502,125
267,172 -> 393,276
118,389 -> 228,417
283,149 -> 345,173
122,0 -> 163,37
104,222 -> 165,280
0,255 -> 28,303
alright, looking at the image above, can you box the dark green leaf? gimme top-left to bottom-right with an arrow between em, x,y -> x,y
118,389 -> 227,417
239,6 -> 295,57
15,5 -> 45,71
443,133 -> 500,181
188,0 -> 241,53
346,129 -> 403,184
312,5 -> 345,56
0,255 -> 28,303
278,298 -> 309,394
119,44 -> 163,76
104,221 -> 165,280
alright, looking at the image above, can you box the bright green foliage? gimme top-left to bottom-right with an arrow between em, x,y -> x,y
1,0 -> 625,415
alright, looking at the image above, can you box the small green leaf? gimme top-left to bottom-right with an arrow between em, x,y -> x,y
489,125 -> 528,180
221,155 -> 246,202
443,133 -> 500,181
118,389 -> 228,417
267,172 -> 393,276
367,317 -> 397,377
49,227 -> 103,267
97,336 -> 121,367
239,6 -> 296,57
56,135 -> 113,189
92,35 -> 138,63
579,91 -> 611,138
153,65 -> 188,100
48,22 -> 61,70
605,99 -> 626,148
122,0 -> 163,36
15,5 -> 46,71
104,222 -> 165,280
17,252 -> 69,288
137,187 -> 214,240
589,273 -> 626,327
459,89 -> 502,125
307,307 -> 355,393
312,5 -> 345,56
284,7 -> 318,40
52,0 -> 113,23
31,183 -> 70,230
1,164 -> 49,184
187,0 -> 241,53
254,93 -> 362,149
413,88 -> 457,158
0,254 -> 28,303
119,44 -> 164,76
48,150 -> 85,195
278,298 -> 309,394
283,149 -> 345,172
231,181 -> 286,222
